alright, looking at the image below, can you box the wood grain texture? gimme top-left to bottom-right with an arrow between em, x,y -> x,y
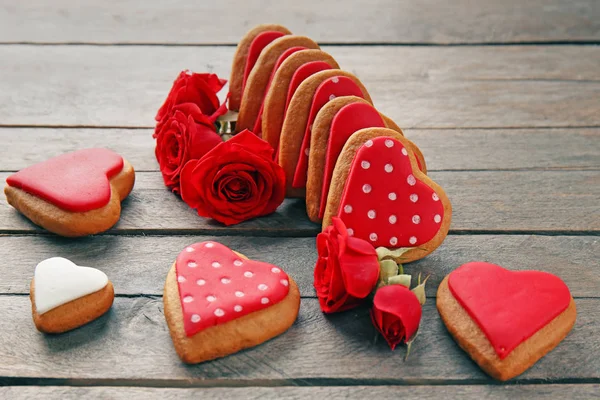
0,1 -> 598,44
0,297 -> 597,383
0,235 -> 597,298
2,170 -> 598,233
1,127 -> 598,172
1,46 -> 599,128
2,385 -> 599,399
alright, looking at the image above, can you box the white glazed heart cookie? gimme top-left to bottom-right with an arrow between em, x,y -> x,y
30,257 -> 115,333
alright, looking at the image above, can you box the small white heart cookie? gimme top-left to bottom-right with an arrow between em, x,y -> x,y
30,257 -> 115,333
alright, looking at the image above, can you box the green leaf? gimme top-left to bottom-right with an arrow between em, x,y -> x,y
375,247 -> 413,261
388,274 -> 411,288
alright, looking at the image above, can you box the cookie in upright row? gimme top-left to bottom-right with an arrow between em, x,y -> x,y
163,241 -> 300,364
323,128 -> 451,263
4,148 -> 135,237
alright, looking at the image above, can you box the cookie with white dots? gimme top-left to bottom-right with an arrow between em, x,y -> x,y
163,241 -> 300,364
229,24 -> 292,112
30,257 -> 115,334
235,35 -> 320,134
306,96 -> 427,223
323,128 -> 452,263
279,70 -> 373,198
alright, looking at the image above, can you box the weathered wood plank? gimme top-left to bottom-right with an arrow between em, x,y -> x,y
0,235 -> 597,298
0,297 -> 597,383
1,45 -> 599,128
2,171 -> 598,233
2,384 -> 598,400
1,1 -> 598,44
1,127 -> 598,172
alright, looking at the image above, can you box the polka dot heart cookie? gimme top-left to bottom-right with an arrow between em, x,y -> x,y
163,241 -> 300,364
323,128 -> 452,263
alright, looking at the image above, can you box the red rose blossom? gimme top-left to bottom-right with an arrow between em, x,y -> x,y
371,285 -> 422,350
180,130 -> 286,225
154,71 -> 227,138
314,217 -> 380,313
155,105 -> 223,193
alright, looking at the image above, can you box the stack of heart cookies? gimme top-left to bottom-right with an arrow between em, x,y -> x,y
230,24 -> 451,262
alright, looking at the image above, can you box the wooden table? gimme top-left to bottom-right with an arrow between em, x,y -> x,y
1,1 -> 599,398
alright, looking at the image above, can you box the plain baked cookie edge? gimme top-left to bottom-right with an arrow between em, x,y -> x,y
4,159 -> 135,237
436,275 -> 577,381
163,263 -> 301,364
30,280 -> 115,334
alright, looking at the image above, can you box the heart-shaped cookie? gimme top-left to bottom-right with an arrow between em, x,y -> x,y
236,35 -> 320,134
279,69 -> 372,197
306,99 -> 427,223
323,128 -> 451,263
292,76 -> 366,189
4,148 -> 135,236
262,50 -> 338,152
163,241 -> 300,364
229,24 -> 291,111
437,262 -> 576,380
31,257 -> 115,333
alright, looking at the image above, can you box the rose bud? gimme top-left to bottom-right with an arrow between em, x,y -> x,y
371,285 -> 422,350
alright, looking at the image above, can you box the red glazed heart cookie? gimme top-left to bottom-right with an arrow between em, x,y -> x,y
306,98 -> 427,223
279,70 -> 372,198
235,35 -> 320,134
262,50 -> 339,153
228,24 -> 291,111
437,262 -> 577,381
4,148 -> 135,237
163,241 -> 300,364
323,128 -> 451,263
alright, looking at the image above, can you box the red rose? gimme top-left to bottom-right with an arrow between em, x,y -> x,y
154,71 -> 227,138
180,130 -> 286,225
371,285 -> 422,350
155,105 -> 223,193
314,217 -> 380,313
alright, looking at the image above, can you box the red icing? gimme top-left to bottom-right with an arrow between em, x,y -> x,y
284,61 -> 333,113
242,31 -> 286,91
175,241 -> 291,337
448,262 -> 572,359
274,60 -> 333,162
252,46 -> 307,138
337,137 -> 444,248
292,77 -> 365,188
318,103 -> 385,219
6,148 -> 124,212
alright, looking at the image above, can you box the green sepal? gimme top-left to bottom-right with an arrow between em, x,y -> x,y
388,274 -> 411,288
404,329 -> 420,361
411,273 -> 430,305
378,259 -> 399,284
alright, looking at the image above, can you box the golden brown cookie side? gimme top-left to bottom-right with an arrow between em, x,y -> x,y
322,128 -> 449,262
163,263 -> 301,364
4,159 -> 135,237
437,276 -> 577,381
262,50 -> 340,151
236,36 -> 320,134
229,24 -> 292,112
279,70 -> 373,198
30,280 -> 115,334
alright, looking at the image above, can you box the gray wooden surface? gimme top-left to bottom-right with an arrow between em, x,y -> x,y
0,1 -> 599,398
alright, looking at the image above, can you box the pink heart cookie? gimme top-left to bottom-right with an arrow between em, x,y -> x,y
163,241 -> 300,364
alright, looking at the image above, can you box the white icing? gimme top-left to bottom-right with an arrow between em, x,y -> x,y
412,215 -> 421,224
206,295 -> 216,302
384,163 -> 393,173
410,193 -> 419,203
390,237 -> 398,246
183,296 -> 194,303
361,161 -> 370,169
271,267 -> 281,273
365,140 -> 373,147
329,94 -> 336,101
233,259 -> 243,267
185,247 -> 195,252
214,308 -> 225,317
221,277 -> 231,284
281,279 -> 289,286
369,233 -> 378,241
407,174 -> 416,186
234,305 -> 243,312
204,242 -> 214,248
388,192 -> 397,201
432,193 -> 440,201
211,261 -> 221,268
347,228 -> 354,236
187,261 -> 197,268
258,284 -> 268,291
191,314 -> 201,323
332,77 -> 339,83
385,139 -> 394,148
196,279 -> 206,286
409,236 -> 417,245
244,271 -> 254,278
261,297 -> 270,304
34,257 -> 108,315
362,184 -> 372,193
235,291 -> 244,297
344,204 -> 353,213
434,214 -> 442,223
389,215 -> 397,224
367,210 -> 376,219
401,148 -> 408,156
